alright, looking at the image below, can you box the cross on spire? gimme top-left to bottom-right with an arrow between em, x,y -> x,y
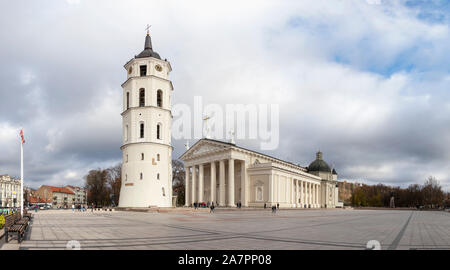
146,24 -> 151,35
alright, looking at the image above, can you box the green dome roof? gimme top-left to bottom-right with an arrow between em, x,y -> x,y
308,151 -> 331,173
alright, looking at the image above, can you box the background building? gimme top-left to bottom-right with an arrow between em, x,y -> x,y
0,174 -> 22,208
65,185 -> 88,205
36,186 -> 75,208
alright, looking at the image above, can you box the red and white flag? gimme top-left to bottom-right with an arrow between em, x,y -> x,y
20,129 -> 25,144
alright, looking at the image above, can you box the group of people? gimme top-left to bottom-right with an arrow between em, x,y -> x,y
192,201 -> 282,213
72,204 -> 87,212
264,203 -> 280,213
192,201 -> 245,211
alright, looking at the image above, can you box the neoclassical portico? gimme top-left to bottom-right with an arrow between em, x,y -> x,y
180,139 -> 339,208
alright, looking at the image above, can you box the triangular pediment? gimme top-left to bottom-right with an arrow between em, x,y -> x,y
180,139 -> 232,160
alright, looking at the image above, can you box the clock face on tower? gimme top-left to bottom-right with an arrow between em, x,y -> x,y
155,64 -> 162,72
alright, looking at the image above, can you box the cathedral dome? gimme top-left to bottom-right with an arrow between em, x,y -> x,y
135,34 -> 161,60
307,151 -> 331,173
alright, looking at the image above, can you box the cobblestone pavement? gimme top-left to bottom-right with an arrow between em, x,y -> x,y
5,209 -> 450,250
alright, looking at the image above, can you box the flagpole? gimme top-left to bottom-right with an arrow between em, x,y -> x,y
21,132 -> 24,216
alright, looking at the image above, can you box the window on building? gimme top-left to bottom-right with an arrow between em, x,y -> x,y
125,174 -> 127,182
157,124 -> 161,140
126,92 -> 130,109
139,88 -> 145,107
140,65 -> 147,76
140,173 -> 143,180
141,153 -> 144,160
157,173 -> 160,180
157,154 -> 160,161
140,123 -> 145,138
126,154 -> 128,163
157,90 -> 163,107
162,187 -> 165,197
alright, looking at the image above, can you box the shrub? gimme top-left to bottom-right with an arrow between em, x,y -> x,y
0,214 -> 5,230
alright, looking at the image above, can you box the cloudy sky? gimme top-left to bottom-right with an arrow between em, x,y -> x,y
1,0 -> 450,191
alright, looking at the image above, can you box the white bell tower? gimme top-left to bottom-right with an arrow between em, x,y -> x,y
118,29 -> 173,208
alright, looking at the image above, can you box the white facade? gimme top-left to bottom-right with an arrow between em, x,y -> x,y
0,175 -> 22,208
118,33 -> 173,208
180,139 -> 339,208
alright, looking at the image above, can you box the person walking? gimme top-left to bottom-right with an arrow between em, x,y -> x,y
277,203 -> 279,210
264,203 -> 266,209
72,204 -> 75,212
91,203 -> 94,212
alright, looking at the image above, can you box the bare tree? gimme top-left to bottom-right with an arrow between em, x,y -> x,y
423,176 -> 444,208
85,169 -> 110,206
106,164 -> 121,206
172,159 -> 185,206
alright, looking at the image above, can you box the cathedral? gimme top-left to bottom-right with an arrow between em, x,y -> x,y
118,32 -> 340,208
180,139 -> 340,208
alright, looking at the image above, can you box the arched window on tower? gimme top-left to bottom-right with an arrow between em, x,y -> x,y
126,92 -> 130,109
125,125 -> 128,141
157,154 -> 160,161
141,153 -> 144,160
140,123 -> 145,138
157,90 -> 163,107
139,88 -> 145,107
157,123 -> 162,140
162,187 -> 166,197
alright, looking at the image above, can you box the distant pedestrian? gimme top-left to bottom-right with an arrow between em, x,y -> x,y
264,203 -> 266,209
72,204 -> 75,212
91,203 -> 94,212
272,206 -> 276,213
277,203 -> 279,209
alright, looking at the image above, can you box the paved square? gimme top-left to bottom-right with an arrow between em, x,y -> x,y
5,209 -> 450,250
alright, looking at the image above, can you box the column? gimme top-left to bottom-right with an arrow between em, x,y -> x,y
308,182 -> 312,208
198,164 -> 204,203
185,167 -> 190,206
316,184 -> 319,208
269,174 -> 273,205
299,181 -> 303,208
313,184 -> 316,208
219,160 -> 225,206
314,184 -> 317,208
191,165 -> 196,204
292,178 -> 295,206
305,181 -> 309,208
227,158 -> 235,207
294,179 -> 298,208
210,161 -> 216,205
240,160 -> 247,207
